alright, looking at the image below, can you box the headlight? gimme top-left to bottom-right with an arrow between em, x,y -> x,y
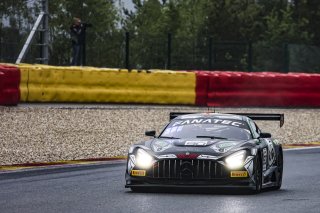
135,149 -> 154,169
225,150 -> 246,169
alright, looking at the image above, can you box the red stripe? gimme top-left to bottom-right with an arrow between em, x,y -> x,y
177,153 -> 199,159
0,65 -> 20,105
194,71 -> 320,107
195,71 -> 209,106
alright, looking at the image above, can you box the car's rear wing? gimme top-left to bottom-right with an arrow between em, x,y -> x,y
169,112 -> 284,127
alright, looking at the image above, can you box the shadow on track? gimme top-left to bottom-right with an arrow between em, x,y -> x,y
125,187 -> 290,196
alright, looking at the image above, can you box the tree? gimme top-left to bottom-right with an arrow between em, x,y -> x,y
123,0 -> 180,68
291,0 -> 320,45
253,3 -> 313,71
0,0 -> 41,63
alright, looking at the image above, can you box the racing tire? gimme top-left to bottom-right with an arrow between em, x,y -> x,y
274,151 -> 283,190
253,155 -> 262,194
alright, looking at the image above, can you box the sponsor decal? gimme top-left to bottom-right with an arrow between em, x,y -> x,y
230,171 -> 248,177
158,154 -> 177,159
197,155 -> 220,160
131,170 -> 146,177
185,141 -> 208,146
172,119 -> 247,128
263,148 -> 267,171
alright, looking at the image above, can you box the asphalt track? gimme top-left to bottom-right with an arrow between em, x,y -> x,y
0,148 -> 320,213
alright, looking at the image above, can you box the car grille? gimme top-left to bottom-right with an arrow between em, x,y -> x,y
148,159 -> 228,179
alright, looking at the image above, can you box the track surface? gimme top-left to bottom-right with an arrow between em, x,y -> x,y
1,148 -> 320,213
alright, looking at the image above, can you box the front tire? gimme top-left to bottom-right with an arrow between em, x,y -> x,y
274,151 -> 283,190
253,155 -> 262,193
130,187 -> 156,193
130,187 -> 144,192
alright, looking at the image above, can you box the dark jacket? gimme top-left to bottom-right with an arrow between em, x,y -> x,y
70,23 -> 92,45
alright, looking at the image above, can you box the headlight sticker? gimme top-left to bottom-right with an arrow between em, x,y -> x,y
211,141 -> 238,153
152,140 -> 172,152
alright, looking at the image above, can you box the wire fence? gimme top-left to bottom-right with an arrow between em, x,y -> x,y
1,31 -> 320,73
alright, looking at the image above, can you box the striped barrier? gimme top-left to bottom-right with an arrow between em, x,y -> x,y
0,64 -> 20,105
2,63 -> 320,107
195,71 -> 209,106
19,64 -> 196,105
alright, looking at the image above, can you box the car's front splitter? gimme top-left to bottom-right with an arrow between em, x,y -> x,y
125,174 -> 255,189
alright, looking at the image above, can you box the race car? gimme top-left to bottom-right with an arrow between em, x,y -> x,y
125,112 -> 284,193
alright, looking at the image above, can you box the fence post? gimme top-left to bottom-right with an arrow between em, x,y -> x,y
167,33 -> 171,69
125,32 -> 130,70
41,0 -> 49,64
83,34 -> 86,66
283,43 -> 289,73
208,37 -> 213,70
247,41 -> 253,72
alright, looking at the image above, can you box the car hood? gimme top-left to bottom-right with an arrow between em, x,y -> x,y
144,137 -> 254,157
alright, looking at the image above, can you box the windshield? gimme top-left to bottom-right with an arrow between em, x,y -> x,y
159,118 -> 252,140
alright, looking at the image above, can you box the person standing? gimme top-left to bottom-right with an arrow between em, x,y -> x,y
70,17 -> 91,66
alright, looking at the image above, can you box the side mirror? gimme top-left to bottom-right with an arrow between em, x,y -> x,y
145,130 -> 156,137
260,132 -> 272,138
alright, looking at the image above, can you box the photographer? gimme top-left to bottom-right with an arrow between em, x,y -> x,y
70,17 -> 92,66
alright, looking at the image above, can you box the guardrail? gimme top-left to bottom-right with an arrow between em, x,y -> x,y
1,63 -> 320,107
0,64 -> 20,105
195,71 -> 320,107
18,64 -> 196,105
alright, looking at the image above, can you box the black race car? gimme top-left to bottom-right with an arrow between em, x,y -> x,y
125,112 -> 284,193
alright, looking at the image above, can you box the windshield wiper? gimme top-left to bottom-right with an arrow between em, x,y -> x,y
159,136 -> 180,139
196,135 -> 228,140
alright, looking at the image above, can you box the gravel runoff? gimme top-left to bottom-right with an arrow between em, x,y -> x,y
1,105 -> 320,165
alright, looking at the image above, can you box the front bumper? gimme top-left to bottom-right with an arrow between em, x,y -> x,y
125,176 -> 255,189
125,169 -> 255,190
126,156 -> 256,189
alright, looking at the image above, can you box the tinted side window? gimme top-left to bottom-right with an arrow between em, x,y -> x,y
248,119 -> 260,138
